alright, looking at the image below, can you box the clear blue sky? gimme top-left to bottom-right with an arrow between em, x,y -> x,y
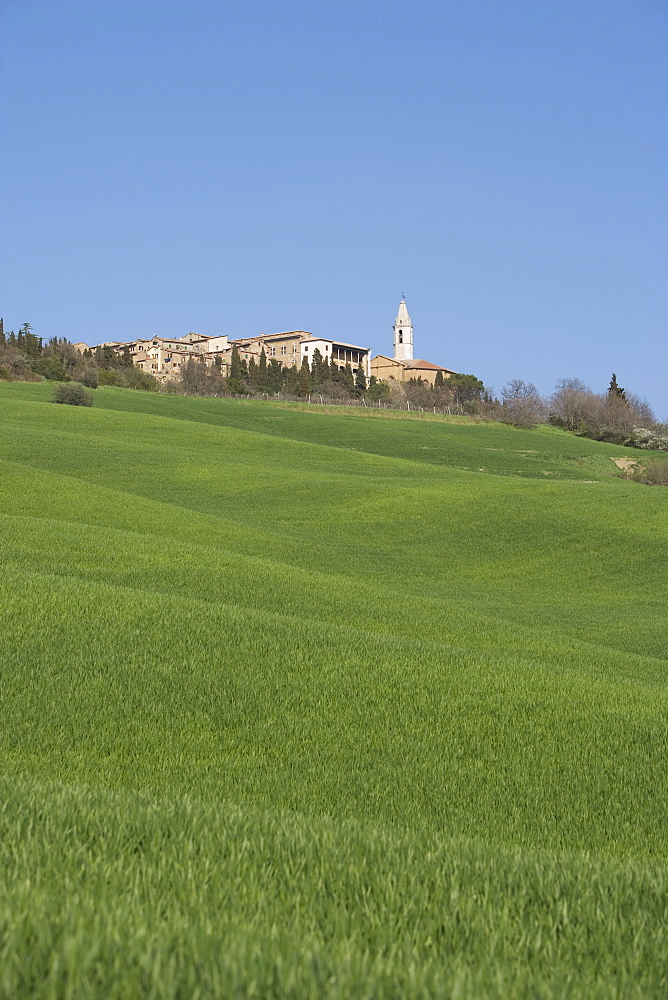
1,0 -> 666,414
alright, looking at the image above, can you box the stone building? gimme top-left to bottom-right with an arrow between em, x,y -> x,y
93,326 -> 370,381
235,331 -> 371,377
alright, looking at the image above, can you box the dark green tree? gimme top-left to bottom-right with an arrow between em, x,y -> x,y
447,373 -> 485,405
310,348 -> 324,388
268,358 -> 283,392
14,323 -> 40,359
608,373 -> 626,400
284,364 -> 299,396
365,376 -> 390,402
257,347 -> 269,391
298,357 -> 312,396
354,362 -> 366,397
343,363 -> 355,395
119,344 -> 134,368
230,343 -> 242,381
434,369 -> 445,389
41,357 -> 69,381
102,345 -> 117,367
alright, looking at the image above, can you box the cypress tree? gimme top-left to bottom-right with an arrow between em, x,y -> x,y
329,356 -> 342,384
354,362 -> 367,397
258,347 -> 269,390
120,344 -> 134,368
230,342 -> 242,381
268,358 -> 282,392
311,348 -> 324,388
284,365 -> 299,395
435,369 -> 444,389
343,363 -> 355,395
298,357 -> 311,396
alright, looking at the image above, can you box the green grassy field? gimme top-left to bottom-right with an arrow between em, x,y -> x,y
1,381 -> 666,998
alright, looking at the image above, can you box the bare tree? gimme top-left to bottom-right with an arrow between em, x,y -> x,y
550,380 -> 594,432
501,380 -> 546,428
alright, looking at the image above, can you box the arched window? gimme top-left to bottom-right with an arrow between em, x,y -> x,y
398,330 -> 403,343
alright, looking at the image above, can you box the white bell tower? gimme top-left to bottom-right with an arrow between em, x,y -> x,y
393,297 -> 413,361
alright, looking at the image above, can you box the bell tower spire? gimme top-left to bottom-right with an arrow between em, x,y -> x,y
393,296 -> 413,361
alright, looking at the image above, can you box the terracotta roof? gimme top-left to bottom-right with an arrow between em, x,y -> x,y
404,359 -> 457,372
245,331 -> 311,342
372,355 -> 456,373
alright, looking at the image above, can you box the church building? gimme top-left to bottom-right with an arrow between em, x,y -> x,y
370,298 -> 457,385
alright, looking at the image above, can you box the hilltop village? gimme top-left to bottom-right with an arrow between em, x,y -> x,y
83,299 -> 458,387
1,301 -> 491,411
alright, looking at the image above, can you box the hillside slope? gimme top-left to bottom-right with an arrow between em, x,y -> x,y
1,382 -> 666,998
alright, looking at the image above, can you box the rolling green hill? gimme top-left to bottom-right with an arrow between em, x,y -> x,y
1,381 -> 666,998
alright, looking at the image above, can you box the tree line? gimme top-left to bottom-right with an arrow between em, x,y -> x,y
499,374 -> 666,446
0,322 -> 157,390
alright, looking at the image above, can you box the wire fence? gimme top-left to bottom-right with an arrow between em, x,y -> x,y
172,387 -> 477,418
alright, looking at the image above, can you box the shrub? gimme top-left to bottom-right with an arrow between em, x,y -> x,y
53,382 -> 94,407
633,459 -> 668,486
625,427 -> 668,451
